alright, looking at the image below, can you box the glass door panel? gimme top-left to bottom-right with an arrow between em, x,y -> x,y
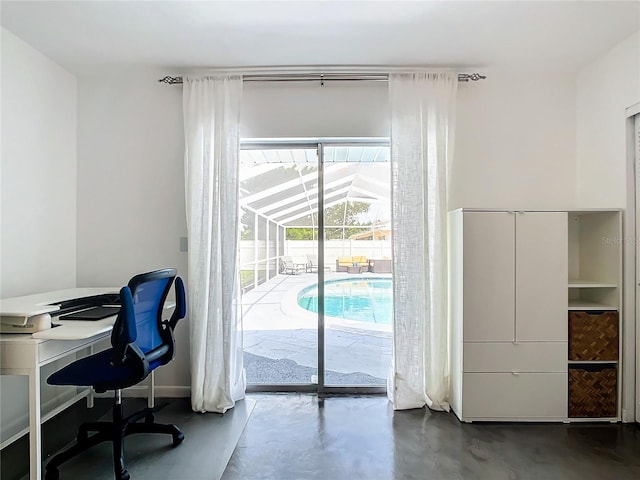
239,147 -> 319,386
322,145 -> 393,387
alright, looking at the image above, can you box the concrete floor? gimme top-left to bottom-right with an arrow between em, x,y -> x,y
31,394 -> 640,480
38,398 -> 254,480
242,272 -> 392,385
223,394 -> 640,480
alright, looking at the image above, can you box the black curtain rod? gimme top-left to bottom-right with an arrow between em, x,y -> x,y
158,73 -> 486,85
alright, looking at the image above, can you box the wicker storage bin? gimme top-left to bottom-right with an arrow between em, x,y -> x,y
568,366 -> 617,418
568,311 -> 619,361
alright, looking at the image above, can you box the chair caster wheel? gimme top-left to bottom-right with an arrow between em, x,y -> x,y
45,467 -> 60,480
118,469 -> 130,480
172,431 -> 185,447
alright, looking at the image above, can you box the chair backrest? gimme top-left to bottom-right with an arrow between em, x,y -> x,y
282,256 -> 294,266
110,269 -> 186,380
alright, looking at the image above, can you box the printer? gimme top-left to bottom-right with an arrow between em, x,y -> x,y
1,291 -> 120,333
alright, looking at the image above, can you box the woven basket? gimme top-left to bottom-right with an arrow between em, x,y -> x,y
568,311 -> 619,361
568,367 -> 617,418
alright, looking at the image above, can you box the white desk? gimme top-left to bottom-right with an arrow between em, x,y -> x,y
0,288 -> 141,480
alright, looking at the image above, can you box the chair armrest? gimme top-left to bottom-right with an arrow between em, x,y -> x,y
168,277 -> 186,330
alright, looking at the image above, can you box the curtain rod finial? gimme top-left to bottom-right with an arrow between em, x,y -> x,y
158,76 -> 183,84
458,73 -> 486,82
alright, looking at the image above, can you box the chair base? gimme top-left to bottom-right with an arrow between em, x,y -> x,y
45,401 -> 184,480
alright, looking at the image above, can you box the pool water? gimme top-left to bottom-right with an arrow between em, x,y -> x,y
297,278 -> 393,324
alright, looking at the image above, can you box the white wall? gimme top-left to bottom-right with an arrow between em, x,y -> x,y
451,67 -> 577,210
576,31 -> 640,207
1,28 -> 77,297
241,80 -> 389,138
0,27 -> 78,443
76,69 -> 188,393
576,30 -> 640,422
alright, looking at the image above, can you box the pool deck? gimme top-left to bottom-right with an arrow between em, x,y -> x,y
241,271 -> 392,384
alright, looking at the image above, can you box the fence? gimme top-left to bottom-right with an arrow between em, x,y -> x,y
240,239 -> 392,292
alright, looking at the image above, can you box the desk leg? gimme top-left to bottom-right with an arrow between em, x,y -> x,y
28,367 -> 42,480
86,387 -> 95,408
148,370 -> 155,408
87,345 -> 94,408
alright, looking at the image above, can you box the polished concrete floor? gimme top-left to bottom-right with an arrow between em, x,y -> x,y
24,394 -> 640,480
223,394 -> 640,480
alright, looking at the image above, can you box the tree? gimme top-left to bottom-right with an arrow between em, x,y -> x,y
286,201 -> 373,240
286,227 -> 315,240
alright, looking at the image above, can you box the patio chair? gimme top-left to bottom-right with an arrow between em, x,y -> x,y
306,254 -> 319,273
336,256 -> 352,272
281,256 -> 305,275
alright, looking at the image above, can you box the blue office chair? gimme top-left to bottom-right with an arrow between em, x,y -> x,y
45,269 -> 186,480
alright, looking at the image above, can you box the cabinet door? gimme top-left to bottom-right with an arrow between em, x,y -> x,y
462,372 -> 568,419
463,342 -> 567,373
463,212 -> 515,342
515,212 -> 568,342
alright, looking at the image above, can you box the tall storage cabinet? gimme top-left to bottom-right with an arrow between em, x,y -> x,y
450,209 -> 622,422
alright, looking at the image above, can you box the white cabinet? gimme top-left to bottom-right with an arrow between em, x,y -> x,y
462,373 -> 567,420
457,210 -> 568,343
461,211 -> 515,342
515,212 -> 568,342
463,342 -> 567,373
450,209 -> 568,422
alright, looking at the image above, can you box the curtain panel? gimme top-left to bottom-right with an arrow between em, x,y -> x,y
388,72 -> 458,411
183,75 -> 245,413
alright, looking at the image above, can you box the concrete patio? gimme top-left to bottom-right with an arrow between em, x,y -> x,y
241,271 -> 392,385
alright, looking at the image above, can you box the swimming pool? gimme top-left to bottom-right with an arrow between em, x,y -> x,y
297,278 -> 393,325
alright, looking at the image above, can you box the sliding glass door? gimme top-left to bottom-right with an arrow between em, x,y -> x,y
239,140 -> 391,392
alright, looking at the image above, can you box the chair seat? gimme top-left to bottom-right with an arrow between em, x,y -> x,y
48,349 -> 162,392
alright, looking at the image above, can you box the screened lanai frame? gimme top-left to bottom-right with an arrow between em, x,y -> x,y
239,137 -> 391,395
239,138 -> 391,289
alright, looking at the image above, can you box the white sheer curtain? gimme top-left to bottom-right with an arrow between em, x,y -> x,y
183,75 -> 246,413
388,72 -> 458,411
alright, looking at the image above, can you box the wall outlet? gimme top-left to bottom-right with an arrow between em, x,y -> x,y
179,237 -> 188,252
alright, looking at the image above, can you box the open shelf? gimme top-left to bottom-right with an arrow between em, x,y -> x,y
568,300 -> 617,311
567,211 -> 622,421
568,280 -> 617,288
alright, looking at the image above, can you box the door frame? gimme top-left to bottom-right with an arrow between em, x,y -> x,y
625,103 -> 639,422
241,137 -> 390,395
